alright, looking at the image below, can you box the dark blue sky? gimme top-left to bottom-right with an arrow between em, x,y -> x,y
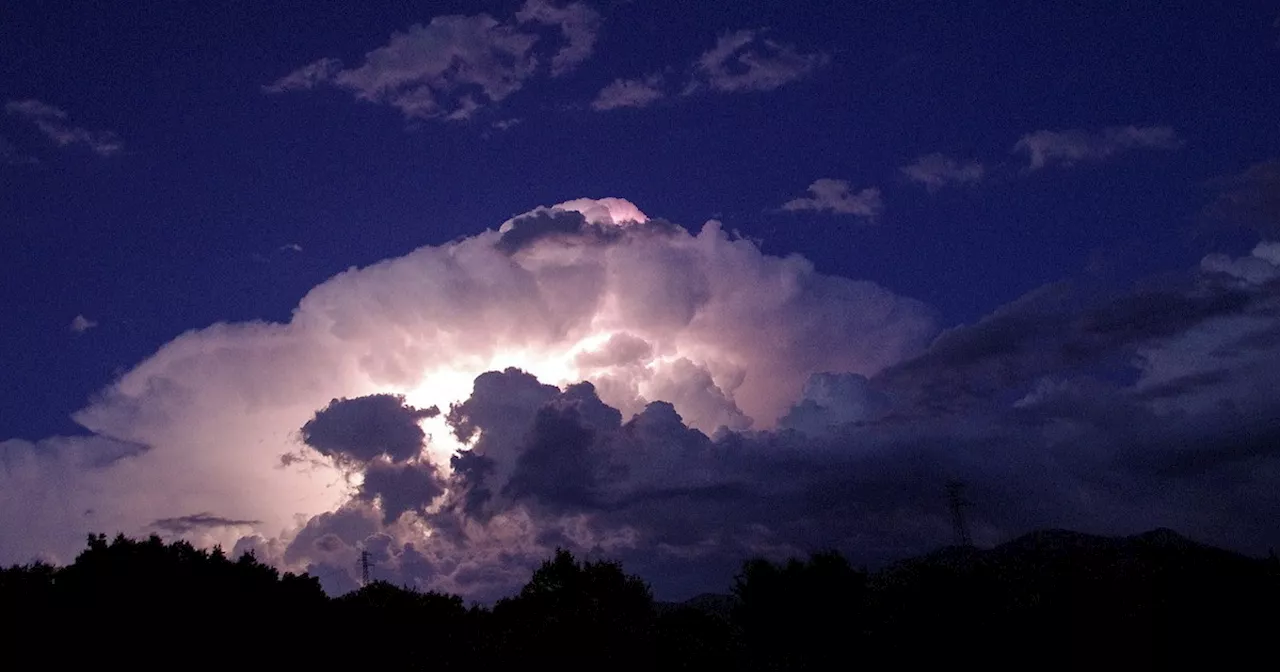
4,2 -> 1276,439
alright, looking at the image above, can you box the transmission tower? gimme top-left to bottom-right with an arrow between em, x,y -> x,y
946,480 -> 973,547
360,550 -> 374,586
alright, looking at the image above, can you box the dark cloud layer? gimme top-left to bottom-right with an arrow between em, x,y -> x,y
1204,159 -> 1280,238
150,513 -> 262,534
875,280 -> 1255,415
300,394 -> 439,465
359,461 -> 446,524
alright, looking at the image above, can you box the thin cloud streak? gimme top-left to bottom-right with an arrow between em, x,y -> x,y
5,99 -> 122,157
901,153 -> 985,191
1014,125 -> 1182,170
150,512 -> 262,534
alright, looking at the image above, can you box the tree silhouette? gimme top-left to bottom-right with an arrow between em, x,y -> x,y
656,601 -> 741,669
732,550 -> 868,671
332,580 -> 478,668
1,528 -> 1275,669
493,548 -> 657,671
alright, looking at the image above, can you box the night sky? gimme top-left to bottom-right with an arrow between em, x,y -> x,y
3,1 -> 1279,599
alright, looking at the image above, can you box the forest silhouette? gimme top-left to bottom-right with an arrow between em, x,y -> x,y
1,528 -> 1276,670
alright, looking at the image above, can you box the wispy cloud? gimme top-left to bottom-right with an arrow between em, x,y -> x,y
591,74 -> 665,111
1202,159 -> 1280,238
782,179 -> 883,219
591,28 -> 825,112
5,99 -> 122,157
1014,125 -> 1181,170
261,58 -> 342,94
688,30 -> 828,94
901,153 -> 984,191
70,315 -> 98,334
515,0 -> 601,76
265,1 -> 600,122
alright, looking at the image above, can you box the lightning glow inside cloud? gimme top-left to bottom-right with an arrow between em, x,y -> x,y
0,198 -> 936,587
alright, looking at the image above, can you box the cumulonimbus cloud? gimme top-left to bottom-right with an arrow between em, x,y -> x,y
5,195 -> 1278,601
271,241 -> 1280,599
0,197 -> 934,575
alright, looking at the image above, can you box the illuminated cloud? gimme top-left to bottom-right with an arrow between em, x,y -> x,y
265,2 -> 600,121
1014,125 -> 1181,170
689,30 -> 828,94
900,153 -> 985,191
5,99 -> 122,157
0,435 -> 150,563
782,179 -> 883,219
0,197 -> 934,574
592,75 -> 665,111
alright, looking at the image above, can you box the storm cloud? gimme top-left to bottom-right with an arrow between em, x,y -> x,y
300,394 -> 439,465
272,238 -> 1280,599
2,197 -> 1277,601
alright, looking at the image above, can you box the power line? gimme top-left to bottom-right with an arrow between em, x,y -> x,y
946,480 -> 973,547
360,550 -> 373,586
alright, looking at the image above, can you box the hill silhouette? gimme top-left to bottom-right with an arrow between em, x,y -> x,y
868,528 -> 1277,669
1,528 -> 1275,670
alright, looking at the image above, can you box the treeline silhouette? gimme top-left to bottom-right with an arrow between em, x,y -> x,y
2,529 -> 1276,670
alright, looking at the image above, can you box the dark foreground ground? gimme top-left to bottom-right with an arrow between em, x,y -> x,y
2,527 -> 1276,670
